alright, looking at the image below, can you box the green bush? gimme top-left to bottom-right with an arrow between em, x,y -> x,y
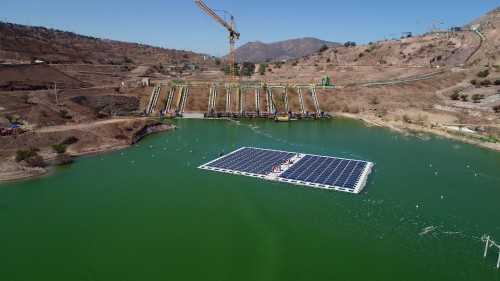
319,44 -> 328,53
15,149 -> 38,163
343,41 -> 356,47
258,63 -> 267,75
477,70 -> 489,78
494,80 -> 500,85
58,109 -> 68,118
52,143 -> 68,155
480,80 -> 491,86
240,61 -> 255,76
470,79 -> 477,85
493,105 -> 500,113
471,94 -> 481,103
122,56 -> 133,64
450,92 -> 460,100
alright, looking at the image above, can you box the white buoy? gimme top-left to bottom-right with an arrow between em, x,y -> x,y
430,164 -> 432,167
121,152 -> 124,155
152,155 -> 154,157
435,172 -> 438,175
101,158 -> 104,161
475,173 -> 477,177
467,165 -> 470,168
416,205 -> 419,208
441,196 -> 444,200
132,161 -> 134,163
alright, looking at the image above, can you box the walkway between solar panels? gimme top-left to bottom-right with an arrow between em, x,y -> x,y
264,153 -> 305,181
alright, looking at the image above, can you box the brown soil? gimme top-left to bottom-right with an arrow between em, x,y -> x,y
1,8 -> 500,182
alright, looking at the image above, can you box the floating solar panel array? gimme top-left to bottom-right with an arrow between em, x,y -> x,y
199,147 -> 374,194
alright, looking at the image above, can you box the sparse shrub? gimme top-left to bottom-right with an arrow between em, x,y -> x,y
215,59 -> 220,65
52,143 -> 68,155
370,96 -> 379,105
291,60 -> 298,66
460,94 -> 468,101
15,149 -> 38,163
122,56 -> 133,64
240,61 -> 255,76
343,41 -> 356,47
450,91 -> 460,100
58,109 -> 68,118
342,105 -> 349,112
258,63 -> 267,75
90,106 -> 102,117
25,155 -> 45,167
351,107 -> 360,114
403,114 -> 412,123
477,70 -> 489,78
470,80 -> 477,85
493,105 -> 500,113
471,94 -> 481,103
480,80 -> 491,86
62,136 -> 79,145
319,44 -> 328,53
377,108 -> 388,117
326,58 -> 330,63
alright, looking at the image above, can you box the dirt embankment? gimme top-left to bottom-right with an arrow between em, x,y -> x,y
0,64 -> 91,91
0,118 -> 177,182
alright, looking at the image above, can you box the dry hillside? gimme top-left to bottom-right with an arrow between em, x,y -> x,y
0,7 -> 499,181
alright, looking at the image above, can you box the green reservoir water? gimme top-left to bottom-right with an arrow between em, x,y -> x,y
1,118 -> 499,280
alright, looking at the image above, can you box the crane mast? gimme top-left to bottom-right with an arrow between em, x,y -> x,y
195,0 -> 240,85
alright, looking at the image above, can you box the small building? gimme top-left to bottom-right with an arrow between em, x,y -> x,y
141,78 -> 151,87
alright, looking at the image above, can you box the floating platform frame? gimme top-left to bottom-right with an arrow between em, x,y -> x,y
199,147 -> 374,194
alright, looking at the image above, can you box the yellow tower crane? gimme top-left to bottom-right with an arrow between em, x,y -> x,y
195,0 -> 240,85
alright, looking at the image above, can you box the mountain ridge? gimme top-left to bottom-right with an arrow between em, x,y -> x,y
230,37 -> 341,62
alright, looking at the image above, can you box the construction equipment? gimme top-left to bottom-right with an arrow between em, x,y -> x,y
195,0 -> 240,85
401,32 -> 412,38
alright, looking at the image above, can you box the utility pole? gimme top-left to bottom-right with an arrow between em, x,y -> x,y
54,82 -> 58,105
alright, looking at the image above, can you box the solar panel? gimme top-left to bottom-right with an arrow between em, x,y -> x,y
199,147 -> 374,194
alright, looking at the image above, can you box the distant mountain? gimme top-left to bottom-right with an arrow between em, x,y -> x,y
230,37 -> 341,62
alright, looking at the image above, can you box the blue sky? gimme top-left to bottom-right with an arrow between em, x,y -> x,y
1,1 -> 498,56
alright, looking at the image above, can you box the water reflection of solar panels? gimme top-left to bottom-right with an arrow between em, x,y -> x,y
199,147 -> 374,194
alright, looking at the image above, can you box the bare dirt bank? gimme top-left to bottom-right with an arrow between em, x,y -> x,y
0,117 -> 176,182
337,112 -> 500,152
